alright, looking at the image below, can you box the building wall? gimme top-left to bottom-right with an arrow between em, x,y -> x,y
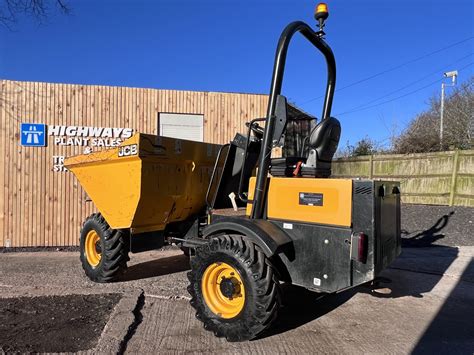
0,80 -> 269,247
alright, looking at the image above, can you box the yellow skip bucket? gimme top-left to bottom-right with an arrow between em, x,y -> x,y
65,133 -> 220,233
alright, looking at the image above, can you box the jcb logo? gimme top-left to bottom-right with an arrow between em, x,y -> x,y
118,144 -> 138,157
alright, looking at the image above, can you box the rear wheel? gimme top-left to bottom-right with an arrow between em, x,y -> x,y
187,234 -> 281,341
80,213 -> 129,283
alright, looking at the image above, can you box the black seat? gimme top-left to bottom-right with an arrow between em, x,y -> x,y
270,117 -> 341,178
269,156 -> 306,177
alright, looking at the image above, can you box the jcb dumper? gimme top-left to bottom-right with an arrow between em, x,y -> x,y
66,3 -> 401,342
65,133 -> 220,281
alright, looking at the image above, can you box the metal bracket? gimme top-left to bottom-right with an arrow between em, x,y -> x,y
271,95 -> 288,147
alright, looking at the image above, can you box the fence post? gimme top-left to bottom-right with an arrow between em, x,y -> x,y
449,150 -> 460,206
368,155 -> 373,179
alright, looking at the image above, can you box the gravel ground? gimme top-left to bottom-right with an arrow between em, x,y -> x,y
401,204 -> 473,247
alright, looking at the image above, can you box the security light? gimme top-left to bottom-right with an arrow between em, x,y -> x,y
444,70 -> 458,78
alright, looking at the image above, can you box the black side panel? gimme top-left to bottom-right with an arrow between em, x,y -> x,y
211,143 -> 242,209
130,231 -> 164,253
351,181 -> 376,285
273,221 -> 352,293
203,216 -> 292,257
374,181 -> 402,274
351,180 -> 402,285
211,134 -> 260,209
207,144 -> 232,209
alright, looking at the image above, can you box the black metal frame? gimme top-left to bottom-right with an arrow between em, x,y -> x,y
237,118 -> 266,203
206,143 -> 230,207
251,21 -> 337,219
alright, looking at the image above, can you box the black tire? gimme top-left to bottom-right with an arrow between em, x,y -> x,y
187,234 -> 281,341
80,213 -> 129,283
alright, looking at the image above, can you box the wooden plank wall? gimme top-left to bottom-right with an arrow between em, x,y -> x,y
332,150 -> 474,207
0,80 -> 269,247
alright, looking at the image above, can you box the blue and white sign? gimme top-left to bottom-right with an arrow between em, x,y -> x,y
20,123 -> 47,147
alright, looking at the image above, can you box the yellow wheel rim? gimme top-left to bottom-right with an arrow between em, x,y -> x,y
85,230 -> 101,268
202,262 -> 246,319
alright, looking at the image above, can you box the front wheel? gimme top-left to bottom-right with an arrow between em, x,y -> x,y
80,213 -> 129,283
187,234 -> 281,341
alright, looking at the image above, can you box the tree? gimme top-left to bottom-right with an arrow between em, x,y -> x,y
0,0 -> 69,28
337,136 -> 379,157
392,76 -> 473,153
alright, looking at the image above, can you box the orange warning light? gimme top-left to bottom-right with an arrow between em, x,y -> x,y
316,3 -> 328,14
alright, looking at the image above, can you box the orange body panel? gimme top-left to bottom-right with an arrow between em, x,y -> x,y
247,177 -> 353,227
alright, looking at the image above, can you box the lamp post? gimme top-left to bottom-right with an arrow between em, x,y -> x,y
440,70 -> 458,149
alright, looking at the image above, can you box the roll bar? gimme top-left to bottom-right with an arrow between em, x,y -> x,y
251,21 -> 337,219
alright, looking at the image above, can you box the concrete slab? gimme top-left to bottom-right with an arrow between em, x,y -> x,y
125,266 -> 474,354
0,246 -> 473,353
391,246 -> 474,283
95,290 -> 144,354
0,249 -> 190,299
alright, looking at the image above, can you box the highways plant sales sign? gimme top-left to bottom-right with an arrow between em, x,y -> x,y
20,123 -> 134,172
48,125 -> 133,147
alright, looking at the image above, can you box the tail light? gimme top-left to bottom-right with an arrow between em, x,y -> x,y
351,232 -> 368,263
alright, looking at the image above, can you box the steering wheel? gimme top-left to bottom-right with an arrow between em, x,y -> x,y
245,122 -> 264,138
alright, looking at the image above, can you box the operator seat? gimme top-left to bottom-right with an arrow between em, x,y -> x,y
270,117 -> 341,178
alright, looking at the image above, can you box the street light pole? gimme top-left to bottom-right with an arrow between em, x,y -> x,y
440,82 -> 445,147
440,70 -> 458,149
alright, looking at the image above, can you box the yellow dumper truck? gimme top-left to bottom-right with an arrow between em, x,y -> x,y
65,133 -> 220,281
65,3 -> 401,341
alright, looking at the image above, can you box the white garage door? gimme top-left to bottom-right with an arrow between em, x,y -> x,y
159,113 -> 204,142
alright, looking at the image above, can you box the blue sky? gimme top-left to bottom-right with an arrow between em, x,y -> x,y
1,0 -> 473,147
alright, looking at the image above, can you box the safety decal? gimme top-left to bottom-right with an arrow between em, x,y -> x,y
299,192 -> 323,206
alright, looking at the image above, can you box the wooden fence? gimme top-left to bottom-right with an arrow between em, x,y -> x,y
332,150 -> 474,207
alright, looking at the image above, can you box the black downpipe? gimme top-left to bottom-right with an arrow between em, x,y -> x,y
250,21 -> 336,219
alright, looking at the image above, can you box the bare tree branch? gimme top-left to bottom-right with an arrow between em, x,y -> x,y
0,0 -> 70,28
